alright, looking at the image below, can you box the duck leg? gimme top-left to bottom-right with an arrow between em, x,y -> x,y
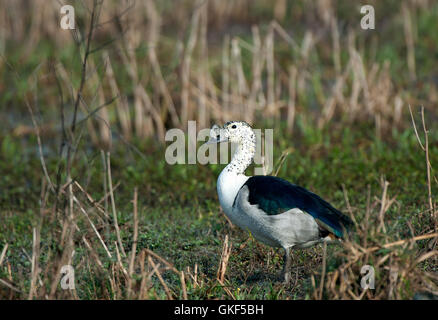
283,247 -> 292,284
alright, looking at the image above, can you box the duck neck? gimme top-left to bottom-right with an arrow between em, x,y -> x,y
225,135 -> 256,176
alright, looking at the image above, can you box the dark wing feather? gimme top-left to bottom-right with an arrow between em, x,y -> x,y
238,176 -> 353,238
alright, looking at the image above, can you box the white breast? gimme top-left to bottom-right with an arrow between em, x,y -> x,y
217,169 -> 249,226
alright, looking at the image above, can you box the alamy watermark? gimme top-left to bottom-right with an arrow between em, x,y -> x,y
60,264 -> 75,290
360,265 -> 375,290
360,264 -> 400,291
165,121 -> 274,175
360,5 -> 375,30
60,5 -> 75,30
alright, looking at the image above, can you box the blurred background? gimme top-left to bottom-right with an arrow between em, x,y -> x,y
0,0 -> 437,299
1,0 -> 437,144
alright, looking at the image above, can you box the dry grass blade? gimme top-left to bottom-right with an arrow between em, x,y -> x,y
420,107 -> 435,226
318,242 -> 327,300
144,249 -> 179,274
0,244 -> 8,266
127,188 -> 139,299
74,181 -> 107,218
73,195 -> 112,258
402,3 -> 416,81
408,105 -> 436,232
0,279 -> 21,293
114,241 -> 128,277
106,152 -> 126,257
342,184 -> 359,228
24,97 -> 55,193
274,148 -> 293,177
287,65 -> 297,132
180,271 -> 188,300
181,0 -> 201,126
367,232 -> 438,253
80,235 -> 104,269
217,235 -> 232,284
28,227 -> 41,300
144,0 -> 180,127
148,256 -> 174,300
378,180 -> 390,233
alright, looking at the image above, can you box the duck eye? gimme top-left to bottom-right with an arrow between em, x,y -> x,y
231,125 -> 237,129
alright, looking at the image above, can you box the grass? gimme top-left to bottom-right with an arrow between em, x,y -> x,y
0,0 -> 437,299
1,119 -> 437,299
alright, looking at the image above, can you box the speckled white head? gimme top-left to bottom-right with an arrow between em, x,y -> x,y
208,121 -> 256,146
208,121 -> 256,175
